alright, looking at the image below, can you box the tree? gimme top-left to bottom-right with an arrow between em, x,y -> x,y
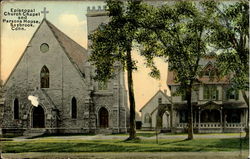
138,1 -> 216,140
89,0 -> 159,140
208,1 -> 249,138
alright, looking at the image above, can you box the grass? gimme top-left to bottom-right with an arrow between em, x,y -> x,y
1,137 -> 248,153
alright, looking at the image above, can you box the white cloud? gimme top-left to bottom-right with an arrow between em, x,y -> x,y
58,14 -> 86,27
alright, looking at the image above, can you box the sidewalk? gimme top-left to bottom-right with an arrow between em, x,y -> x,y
11,133 -> 245,141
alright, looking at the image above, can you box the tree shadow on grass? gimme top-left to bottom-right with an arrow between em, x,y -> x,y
123,137 -> 141,143
212,138 -> 249,150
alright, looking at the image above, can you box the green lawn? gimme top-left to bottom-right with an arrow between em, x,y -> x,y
1,138 -> 248,153
109,132 -> 246,137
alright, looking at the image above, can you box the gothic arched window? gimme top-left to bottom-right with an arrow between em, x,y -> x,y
40,66 -> 49,88
14,98 -> 19,119
71,97 -> 77,119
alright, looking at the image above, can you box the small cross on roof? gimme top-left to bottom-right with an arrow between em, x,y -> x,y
41,7 -> 49,19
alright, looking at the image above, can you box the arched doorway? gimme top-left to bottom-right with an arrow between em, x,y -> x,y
99,107 -> 109,128
33,105 -> 45,128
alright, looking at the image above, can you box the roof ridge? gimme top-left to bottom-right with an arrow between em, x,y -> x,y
45,19 -> 87,52
44,19 -> 88,79
3,19 -> 47,87
139,90 -> 170,112
4,18 -> 88,87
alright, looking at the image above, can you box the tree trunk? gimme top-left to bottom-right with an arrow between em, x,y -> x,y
187,86 -> 194,140
126,49 -> 136,140
241,90 -> 249,139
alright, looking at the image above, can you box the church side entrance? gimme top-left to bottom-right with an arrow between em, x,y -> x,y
32,105 -> 45,128
99,107 -> 109,128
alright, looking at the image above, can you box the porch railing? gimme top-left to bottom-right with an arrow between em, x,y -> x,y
176,122 -> 245,128
225,123 -> 245,128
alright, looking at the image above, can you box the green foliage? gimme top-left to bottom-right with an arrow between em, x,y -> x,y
208,1 -> 249,91
89,0 -> 160,81
139,1 -> 216,94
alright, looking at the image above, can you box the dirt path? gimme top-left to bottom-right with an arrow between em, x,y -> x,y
1,151 -> 249,159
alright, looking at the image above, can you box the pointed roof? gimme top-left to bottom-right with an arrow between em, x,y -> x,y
139,90 -> 170,112
45,19 -> 88,76
4,19 -> 88,86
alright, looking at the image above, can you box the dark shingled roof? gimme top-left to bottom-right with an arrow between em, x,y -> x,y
45,19 -> 88,76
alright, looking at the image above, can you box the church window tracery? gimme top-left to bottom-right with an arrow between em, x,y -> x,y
40,66 -> 49,88
40,43 -> 49,53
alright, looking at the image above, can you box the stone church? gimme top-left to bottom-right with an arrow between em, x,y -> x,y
1,6 -> 128,136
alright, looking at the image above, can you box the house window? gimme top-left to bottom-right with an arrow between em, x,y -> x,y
40,66 -> 49,88
227,90 -> 239,100
204,69 -> 211,76
158,97 -> 162,104
98,81 -> 108,90
203,63 -> 216,78
203,86 -> 218,100
14,98 -> 19,119
71,97 -> 77,119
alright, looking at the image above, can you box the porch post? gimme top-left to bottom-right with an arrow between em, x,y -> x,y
198,107 -> 201,133
224,110 -> 227,129
194,110 -> 197,128
245,109 -> 248,127
220,107 -> 223,133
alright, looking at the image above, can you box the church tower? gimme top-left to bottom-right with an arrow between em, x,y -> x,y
86,6 -> 128,133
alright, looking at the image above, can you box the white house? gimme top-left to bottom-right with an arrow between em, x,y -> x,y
167,56 -> 248,133
140,90 -> 171,130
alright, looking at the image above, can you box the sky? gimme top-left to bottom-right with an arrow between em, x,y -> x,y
1,1 -> 169,113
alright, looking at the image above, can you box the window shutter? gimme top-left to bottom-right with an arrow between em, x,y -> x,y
203,87 -> 208,100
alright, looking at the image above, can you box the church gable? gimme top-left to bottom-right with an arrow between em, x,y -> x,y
45,20 -> 88,76
4,19 -> 88,89
140,90 -> 170,113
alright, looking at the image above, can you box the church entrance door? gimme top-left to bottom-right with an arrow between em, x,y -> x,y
99,107 -> 109,128
33,105 -> 45,128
